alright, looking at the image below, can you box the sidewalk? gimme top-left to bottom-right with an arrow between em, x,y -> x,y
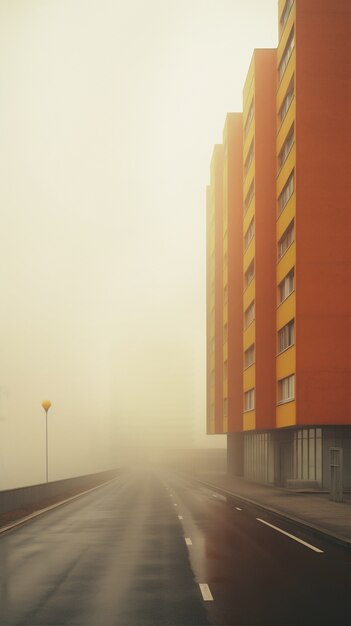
192,471 -> 351,549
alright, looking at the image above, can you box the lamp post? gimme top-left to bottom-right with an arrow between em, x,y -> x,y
41,400 -> 52,482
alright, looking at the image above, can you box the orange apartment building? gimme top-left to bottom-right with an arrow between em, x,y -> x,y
206,0 -> 351,489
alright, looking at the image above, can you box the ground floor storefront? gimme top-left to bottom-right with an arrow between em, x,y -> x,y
228,426 -> 351,490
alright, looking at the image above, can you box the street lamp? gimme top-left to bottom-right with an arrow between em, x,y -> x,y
41,400 -> 52,482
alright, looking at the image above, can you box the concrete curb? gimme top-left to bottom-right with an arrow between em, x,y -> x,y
0,476 -> 118,536
193,477 -> 351,552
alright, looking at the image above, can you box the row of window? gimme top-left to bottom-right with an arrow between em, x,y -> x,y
244,260 -> 294,304
243,317 -> 294,369
244,373 -> 295,412
243,217 -> 293,261
243,167 -> 294,217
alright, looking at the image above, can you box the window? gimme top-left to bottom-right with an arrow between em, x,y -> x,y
244,218 -> 255,250
244,388 -> 255,411
223,323 -> 228,343
245,260 -> 255,288
278,171 -> 294,213
244,344 -> 255,368
278,374 -> 295,403
279,77 -> 294,123
244,99 -> 254,138
278,319 -> 294,353
278,220 -> 294,258
279,29 -> 294,82
280,0 -> 294,32
244,141 -> 254,177
279,268 -> 294,302
244,180 -> 254,212
224,284 -> 228,303
244,301 -> 255,328
278,125 -> 294,168
224,360 -> 228,379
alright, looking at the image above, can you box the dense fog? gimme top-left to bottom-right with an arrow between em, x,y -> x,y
0,0 -> 277,489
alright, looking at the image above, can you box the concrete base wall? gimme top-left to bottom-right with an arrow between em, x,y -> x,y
242,426 -> 351,491
227,433 -> 244,476
0,469 -> 118,516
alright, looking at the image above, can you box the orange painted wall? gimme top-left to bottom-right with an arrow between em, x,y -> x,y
295,0 -> 351,425
254,50 -> 277,430
213,146 -> 224,433
226,113 -> 243,432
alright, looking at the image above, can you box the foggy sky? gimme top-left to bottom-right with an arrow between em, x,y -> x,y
0,0 -> 277,489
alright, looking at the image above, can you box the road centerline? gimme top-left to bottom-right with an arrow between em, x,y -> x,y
199,583 -> 214,601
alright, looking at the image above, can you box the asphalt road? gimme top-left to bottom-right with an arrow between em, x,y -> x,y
0,469 -> 350,626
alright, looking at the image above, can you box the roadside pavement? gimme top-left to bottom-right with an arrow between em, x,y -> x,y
191,471 -> 351,549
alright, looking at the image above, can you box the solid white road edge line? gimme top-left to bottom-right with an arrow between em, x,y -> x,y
185,537 -> 192,546
256,518 -> 324,553
199,583 -> 214,601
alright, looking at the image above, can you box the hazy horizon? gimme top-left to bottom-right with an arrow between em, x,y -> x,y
0,0 -> 277,489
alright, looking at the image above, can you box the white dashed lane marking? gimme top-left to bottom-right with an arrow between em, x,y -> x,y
178,515 -> 183,520
185,537 -> 192,546
235,507 -> 242,511
199,583 -> 214,601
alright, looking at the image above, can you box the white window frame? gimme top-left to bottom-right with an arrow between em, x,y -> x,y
245,260 -> 255,288
244,301 -> 255,328
278,171 -> 294,213
244,180 -> 255,212
244,344 -> 255,368
279,268 -> 294,303
244,388 -> 255,411
244,141 -> 254,177
244,99 -> 254,138
280,0 -> 294,33
279,29 -> 295,83
278,220 -> 294,259
244,218 -> 255,250
278,319 -> 294,353
278,125 -> 294,169
278,374 -> 295,403
279,77 -> 294,123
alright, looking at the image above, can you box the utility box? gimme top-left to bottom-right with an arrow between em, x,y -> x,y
329,447 -> 343,502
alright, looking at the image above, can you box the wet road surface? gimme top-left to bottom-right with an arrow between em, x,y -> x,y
0,469 -> 350,625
